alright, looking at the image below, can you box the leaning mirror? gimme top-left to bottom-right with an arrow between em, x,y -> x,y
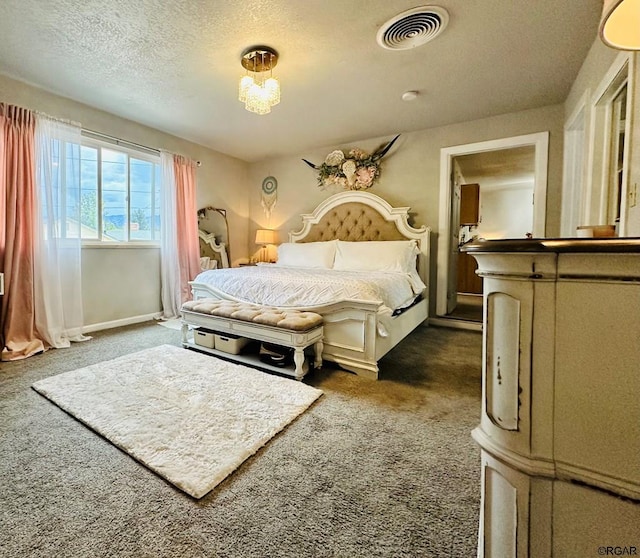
197,206 -> 230,269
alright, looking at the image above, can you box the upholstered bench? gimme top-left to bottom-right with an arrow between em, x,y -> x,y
181,299 -> 323,380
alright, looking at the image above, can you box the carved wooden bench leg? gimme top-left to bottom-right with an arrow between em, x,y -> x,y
293,348 -> 305,380
314,339 -> 323,369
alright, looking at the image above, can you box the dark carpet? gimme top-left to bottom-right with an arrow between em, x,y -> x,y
0,321 -> 482,557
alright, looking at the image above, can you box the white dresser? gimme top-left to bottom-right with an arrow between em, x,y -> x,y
464,238 -> 640,558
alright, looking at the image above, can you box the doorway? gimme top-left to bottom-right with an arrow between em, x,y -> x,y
435,132 -> 549,326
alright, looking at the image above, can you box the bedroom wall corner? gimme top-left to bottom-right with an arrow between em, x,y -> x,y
189,144 -> 251,268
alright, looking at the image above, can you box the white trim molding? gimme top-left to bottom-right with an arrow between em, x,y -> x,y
436,132 -> 549,317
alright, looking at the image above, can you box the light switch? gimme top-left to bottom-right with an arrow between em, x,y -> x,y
630,183 -> 638,208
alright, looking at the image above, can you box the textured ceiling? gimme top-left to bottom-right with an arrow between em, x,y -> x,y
0,0 -> 603,162
456,146 -> 536,190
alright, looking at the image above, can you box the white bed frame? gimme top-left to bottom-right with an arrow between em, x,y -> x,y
189,191 -> 431,380
198,229 -> 229,269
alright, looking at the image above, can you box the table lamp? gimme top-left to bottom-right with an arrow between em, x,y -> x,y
255,229 -> 278,262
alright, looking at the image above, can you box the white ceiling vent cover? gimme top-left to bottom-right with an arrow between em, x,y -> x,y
377,6 -> 449,50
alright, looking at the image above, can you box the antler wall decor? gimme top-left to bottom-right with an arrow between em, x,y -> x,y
302,134 -> 400,190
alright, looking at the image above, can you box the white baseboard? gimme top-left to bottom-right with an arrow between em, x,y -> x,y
83,312 -> 163,334
429,316 -> 483,331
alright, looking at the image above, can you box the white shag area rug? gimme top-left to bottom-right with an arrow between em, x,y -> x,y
32,344 -> 323,499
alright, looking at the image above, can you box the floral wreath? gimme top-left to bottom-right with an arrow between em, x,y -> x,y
302,134 -> 400,190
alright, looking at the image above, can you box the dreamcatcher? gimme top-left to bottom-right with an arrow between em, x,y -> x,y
261,176 -> 278,218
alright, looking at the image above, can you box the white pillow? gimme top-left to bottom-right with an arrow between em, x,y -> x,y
333,240 -> 419,273
275,240 -> 337,269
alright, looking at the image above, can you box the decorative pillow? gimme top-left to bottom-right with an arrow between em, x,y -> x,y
333,240 -> 419,273
275,240 -> 337,269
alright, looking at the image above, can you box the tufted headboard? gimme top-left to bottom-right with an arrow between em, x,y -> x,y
289,191 -> 431,285
294,202 -> 407,242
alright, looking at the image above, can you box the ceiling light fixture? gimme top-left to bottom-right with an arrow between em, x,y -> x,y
599,0 -> 640,50
239,46 -> 280,115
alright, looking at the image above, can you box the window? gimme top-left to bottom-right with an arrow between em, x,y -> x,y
38,137 -> 82,240
607,84 -> 627,227
42,133 -> 161,243
80,138 -> 162,242
588,53 -> 632,235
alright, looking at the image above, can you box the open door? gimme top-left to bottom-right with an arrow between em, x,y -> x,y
436,132 -> 549,320
446,171 -> 461,314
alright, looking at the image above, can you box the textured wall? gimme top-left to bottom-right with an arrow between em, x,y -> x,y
0,73 -> 570,325
248,104 -> 565,315
0,74 -> 250,327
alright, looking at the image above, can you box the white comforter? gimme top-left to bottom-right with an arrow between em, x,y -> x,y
192,264 -> 425,312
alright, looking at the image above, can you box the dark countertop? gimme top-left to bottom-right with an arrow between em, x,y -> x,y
460,238 -> 640,254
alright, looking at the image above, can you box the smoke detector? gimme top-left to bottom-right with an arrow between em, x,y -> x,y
402,91 -> 419,101
377,6 -> 449,50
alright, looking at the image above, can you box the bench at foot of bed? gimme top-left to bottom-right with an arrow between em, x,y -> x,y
180,299 -> 324,380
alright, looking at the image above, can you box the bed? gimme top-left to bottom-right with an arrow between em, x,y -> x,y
189,191 -> 431,380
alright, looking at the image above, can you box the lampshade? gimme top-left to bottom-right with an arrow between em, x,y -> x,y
239,46 -> 281,115
255,229 -> 278,245
600,0 -> 640,50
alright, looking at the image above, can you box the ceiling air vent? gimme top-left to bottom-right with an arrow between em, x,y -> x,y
376,6 -> 449,50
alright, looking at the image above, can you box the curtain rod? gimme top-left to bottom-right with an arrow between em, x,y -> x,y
82,129 -> 160,155
81,129 -> 202,166
34,109 -> 81,128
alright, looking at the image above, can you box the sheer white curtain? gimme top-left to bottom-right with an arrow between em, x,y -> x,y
160,151 -> 181,318
33,115 -> 89,347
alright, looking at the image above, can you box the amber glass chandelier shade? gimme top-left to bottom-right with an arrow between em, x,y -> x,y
600,0 -> 640,50
239,47 -> 281,114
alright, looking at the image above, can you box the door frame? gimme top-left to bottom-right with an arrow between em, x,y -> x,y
435,132 -> 549,317
561,89 -> 590,236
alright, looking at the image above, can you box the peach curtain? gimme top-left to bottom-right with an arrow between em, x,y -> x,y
0,104 -> 45,360
173,155 -> 200,305
159,152 -> 200,318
